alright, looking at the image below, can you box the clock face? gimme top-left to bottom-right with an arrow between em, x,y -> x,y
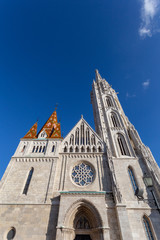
71,162 -> 94,186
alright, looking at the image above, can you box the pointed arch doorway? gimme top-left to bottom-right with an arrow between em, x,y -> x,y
63,200 -> 103,240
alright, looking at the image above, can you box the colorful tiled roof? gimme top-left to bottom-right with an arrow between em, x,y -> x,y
38,111 -> 62,138
23,122 -> 38,139
22,111 -> 62,139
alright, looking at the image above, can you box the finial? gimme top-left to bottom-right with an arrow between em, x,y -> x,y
55,103 -> 58,111
81,114 -> 83,119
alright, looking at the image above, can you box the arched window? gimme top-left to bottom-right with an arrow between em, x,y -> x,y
23,167 -> 34,194
35,146 -> 39,153
75,146 -> 79,152
80,124 -> 84,145
92,146 -> 96,152
39,146 -> 42,153
143,216 -> 155,240
32,146 -> 35,153
106,96 -> 112,107
87,146 -> 91,152
64,146 -> 67,152
70,134 -> 74,145
111,113 -> 120,127
81,146 -> 85,152
128,167 -> 138,193
75,128 -> 79,145
98,146 -> 102,152
117,134 -> 129,156
41,132 -> 45,137
21,145 -> 26,153
7,227 -> 16,240
42,146 -> 46,153
70,146 -> 73,152
52,145 -> 55,152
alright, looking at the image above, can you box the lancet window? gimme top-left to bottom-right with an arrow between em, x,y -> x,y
128,167 -> 138,193
23,167 -> 34,194
39,146 -> 42,152
87,146 -> 91,152
92,146 -> 96,152
70,146 -> 73,152
111,113 -> 120,127
35,146 -> 39,153
98,146 -> 102,152
64,146 -> 67,152
75,146 -> 79,152
106,96 -> 112,107
117,134 -> 129,156
52,145 -> 55,152
32,144 -> 46,153
21,145 -> 26,153
143,216 -> 155,240
70,134 -> 74,145
42,146 -> 46,153
63,125 -> 104,153
81,146 -> 85,152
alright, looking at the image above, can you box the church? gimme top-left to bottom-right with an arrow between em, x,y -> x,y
0,70 -> 160,240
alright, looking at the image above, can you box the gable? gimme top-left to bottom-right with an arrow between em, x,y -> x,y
62,117 -> 105,153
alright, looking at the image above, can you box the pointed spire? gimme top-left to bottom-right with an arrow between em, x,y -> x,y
95,69 -> 111,89
23,122 -> 38,139
38,111 -> 62,138
95,69 -> 103,82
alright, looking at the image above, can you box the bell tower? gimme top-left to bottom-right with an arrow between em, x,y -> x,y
91,70 -> 160,240
91,69 -> 135,158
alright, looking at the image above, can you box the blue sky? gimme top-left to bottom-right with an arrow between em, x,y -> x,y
0,0 -> 160,179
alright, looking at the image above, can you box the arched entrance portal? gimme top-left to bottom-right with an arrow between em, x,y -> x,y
63,200 -> 103,240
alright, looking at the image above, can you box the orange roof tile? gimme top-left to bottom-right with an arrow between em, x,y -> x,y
23,122 -> 37,139
38,111 -> 62,138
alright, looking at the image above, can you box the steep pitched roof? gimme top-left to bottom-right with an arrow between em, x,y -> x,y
23,122 -> 38,139
38,111 -> 62,139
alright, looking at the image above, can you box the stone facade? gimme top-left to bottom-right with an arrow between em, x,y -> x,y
0,70 -> 160,240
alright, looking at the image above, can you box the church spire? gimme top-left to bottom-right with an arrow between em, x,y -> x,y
95,69 -> 102,82
22,122 -> 38,139
38,111 -> 62,138
95,69 -> 110,89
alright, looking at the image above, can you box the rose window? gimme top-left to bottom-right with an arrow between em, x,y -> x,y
72,163 -> 94,186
